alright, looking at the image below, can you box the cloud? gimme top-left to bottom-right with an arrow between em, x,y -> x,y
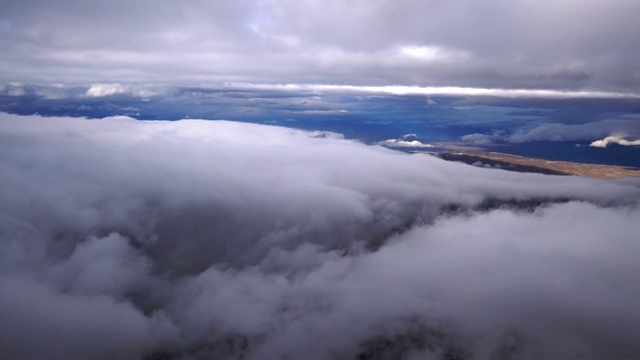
590,135 -> 640,148
460,132 -> 505,145
15,82 -> 640,103
1,112 -> 640,359
462,119 -> 640,144
2,1 -> 640,92
396,45 -> 470,63
228,82 -> 640,99
0,82 -> 26,96
85,83 -> 160,98
507,121 -> 630,143
85,84 -> 132,97
377,134 -> 435,149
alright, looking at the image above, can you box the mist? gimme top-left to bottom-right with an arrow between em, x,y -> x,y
1,112 -> 639,359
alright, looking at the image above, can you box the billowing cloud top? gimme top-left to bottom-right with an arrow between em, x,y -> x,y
1,0 -> 640,93
1,112 -> 640,359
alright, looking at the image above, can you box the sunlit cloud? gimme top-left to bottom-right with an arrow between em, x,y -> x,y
377,134 -> 435,148
398,45 -> 469,62
590,135 -> 640,148
226,82 -> 640,99
85,83 -> 161,98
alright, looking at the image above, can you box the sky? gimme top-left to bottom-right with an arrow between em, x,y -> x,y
2,0 -> 640,161
1,0 -> 640,92
2,2 -> 640,359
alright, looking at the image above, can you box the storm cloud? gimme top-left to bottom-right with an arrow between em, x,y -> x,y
1,112 -> 640,359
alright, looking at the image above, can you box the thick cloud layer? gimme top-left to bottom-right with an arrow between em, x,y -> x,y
1,113 -> 640,359
2,0 -> 640,92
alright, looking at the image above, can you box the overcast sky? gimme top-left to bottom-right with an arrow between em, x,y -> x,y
2,0 -> 640,93
3,3 -> 640,358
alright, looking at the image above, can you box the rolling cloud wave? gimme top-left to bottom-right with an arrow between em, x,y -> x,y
1,113 -> 640,359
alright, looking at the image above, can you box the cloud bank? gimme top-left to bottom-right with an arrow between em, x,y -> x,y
227,82 -> 640,100
1,113 -> 640,359
462,119 -> 640,145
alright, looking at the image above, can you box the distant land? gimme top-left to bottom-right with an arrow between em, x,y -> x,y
433,144 -> 640,179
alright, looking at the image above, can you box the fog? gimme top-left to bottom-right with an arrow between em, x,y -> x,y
1,113 -> 639,359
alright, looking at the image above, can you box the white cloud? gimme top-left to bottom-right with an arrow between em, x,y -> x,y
590,135 -> 640,148
397,45 -> 469,62
84,83 -> 161,98
1,112 -> 640,359
377,134 -> 435,149
85,83 -> 131,97
227,82 -> 640,99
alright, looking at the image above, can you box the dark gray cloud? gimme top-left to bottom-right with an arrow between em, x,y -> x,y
1,0 -> 640,92
1,112 -> 640,359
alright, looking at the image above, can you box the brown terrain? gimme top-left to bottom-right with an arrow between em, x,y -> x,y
433,144 -> 640,179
